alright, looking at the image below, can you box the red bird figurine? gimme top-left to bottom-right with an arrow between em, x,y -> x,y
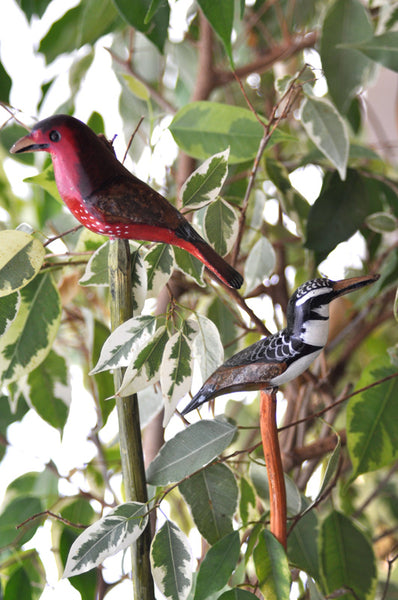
10,115 -> 243,289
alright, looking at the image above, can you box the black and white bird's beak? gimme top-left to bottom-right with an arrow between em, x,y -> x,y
332,274 -> 380,299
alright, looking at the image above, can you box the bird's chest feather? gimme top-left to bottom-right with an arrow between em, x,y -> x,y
52,151 -> 117,234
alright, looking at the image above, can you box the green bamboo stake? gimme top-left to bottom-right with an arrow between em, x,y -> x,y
108,239 -> 155,600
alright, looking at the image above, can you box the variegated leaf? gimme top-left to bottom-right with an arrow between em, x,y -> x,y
244,237 -> 276,293
0,273 -> 61,386
300,92 -> 349,180
0,230 -> 45,297
130,247 -> 147,314
181,148 -> 229,209
90,315 -> 157,374
150,521 -> 192,600
144,244 -> 174,297
0,291 -> 20,337
192,314 -> 224,382
79,241 -> 110,286
63,502 -> 148,577
117,326 -> 169,397
203,198 -> 239,256
173,247 -> 205,287
161,319 -> 199,426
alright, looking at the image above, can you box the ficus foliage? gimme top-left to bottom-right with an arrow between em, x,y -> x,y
1,1 -> 398,599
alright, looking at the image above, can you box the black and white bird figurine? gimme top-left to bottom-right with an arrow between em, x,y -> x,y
181,274 -> 379,415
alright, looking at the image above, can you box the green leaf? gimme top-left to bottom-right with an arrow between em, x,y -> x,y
63,502 -> 148,577
249,460 -> 301,516
179,463 -> 238,545
59,528 -> 98,600
113,0 -> 170,52
0,273 -> 61,386
0,60 -> 12,103
192,314 -> 224,383
181,148 -> 229,210
15,0 -> 52,20
207,296 -> 239,357
347,361 -> 398,479
69,50 -> 95,98
25,350 -> 69,431
316,436 -> 341,500
161,320 -> 198,426
203,198 -> 239,256
137,385 -> 163,428
320,0 -> 374,113
146,419 -> 237,485
287,499 -> 320,581
144,243 -> 175,297
194,531 -> 240,600
0,395 -> 29,462
4,567 -> 32,600
197,0 -> 234,64
344,31 -> 398,73
265,158 -> 310,235
253,530 -> 290,599
0,291 -> 20,336
88,317 -> 115,426
0,231 -> 45,297
173,247 -> 205,287
305,170 -> 382,262
2,549 -> 45,600
244,237 -> 276,293
24,163 -> 60,201
150,520 -> 192,600
320,511 -> 376,600
300,94 -> 349,180
122,73 -> 150,101
365,211 -> 398,233
90,314 -> 157,374
0,496 -> 43,547
38,0 -> 120,64
170,102 -> 291,164
219,590 -> 258,600
239,476 -> 257,525
4,470 -> 59,507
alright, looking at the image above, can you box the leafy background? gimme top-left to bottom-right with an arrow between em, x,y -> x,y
0,0 -> 398,599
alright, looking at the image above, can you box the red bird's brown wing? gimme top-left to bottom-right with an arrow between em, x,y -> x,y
83,173 -> 184,230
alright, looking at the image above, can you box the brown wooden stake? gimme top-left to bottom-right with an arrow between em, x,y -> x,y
260,388 -> 287,548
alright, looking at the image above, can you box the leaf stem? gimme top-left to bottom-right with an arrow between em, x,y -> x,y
108,239 -> 155,600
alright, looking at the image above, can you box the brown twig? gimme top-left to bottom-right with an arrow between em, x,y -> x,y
122,116 -> 145,164
17,510 -> 87,530
231,66 -> 306,267
280,371 -> 398,432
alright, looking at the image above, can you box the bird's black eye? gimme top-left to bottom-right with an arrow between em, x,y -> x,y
49,130 -> 61,142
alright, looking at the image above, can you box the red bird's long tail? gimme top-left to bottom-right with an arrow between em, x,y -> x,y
173,221 -> 243,289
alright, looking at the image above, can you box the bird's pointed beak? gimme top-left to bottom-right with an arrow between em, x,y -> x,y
10,133 -> 49,154
332,274 -> 380,298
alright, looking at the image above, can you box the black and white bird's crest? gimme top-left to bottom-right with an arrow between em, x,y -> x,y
294,277 -> 333,300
